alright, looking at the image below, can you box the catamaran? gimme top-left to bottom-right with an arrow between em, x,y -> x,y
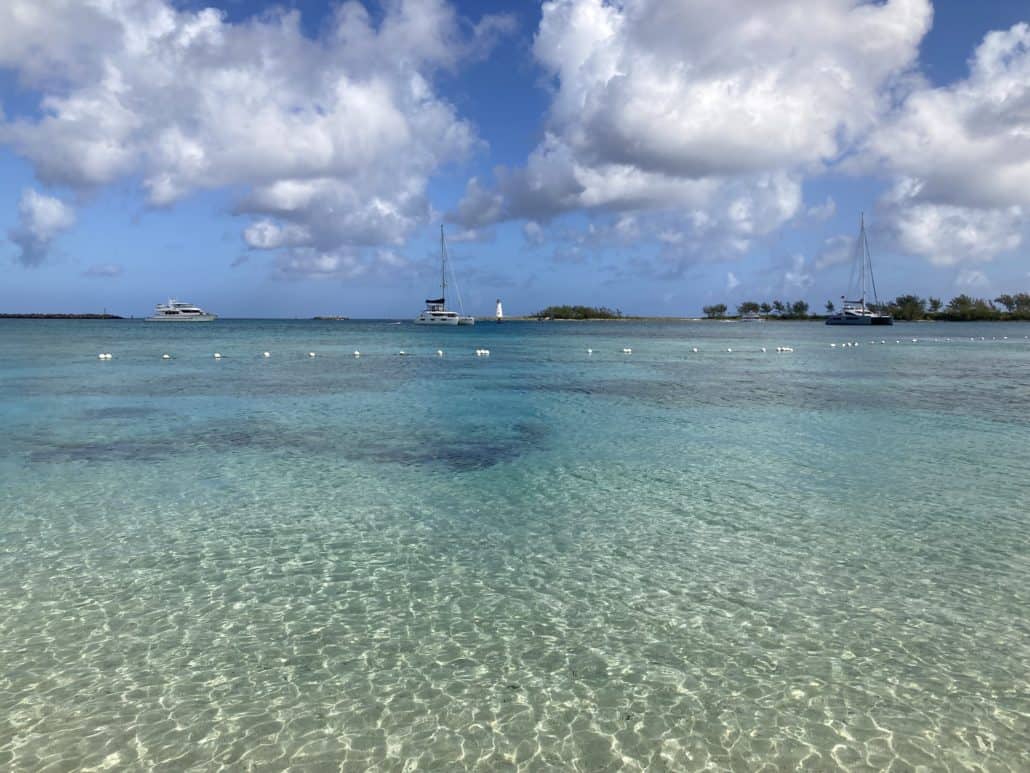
415,226 -> 474,325
826,214 -> 893,326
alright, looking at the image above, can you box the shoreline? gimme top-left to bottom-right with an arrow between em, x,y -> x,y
0,313 -> 124,319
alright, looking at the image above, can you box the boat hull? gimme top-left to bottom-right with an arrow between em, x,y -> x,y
825,315 -> 893,326
414,316 -> 459,325
145,315 -> 217,322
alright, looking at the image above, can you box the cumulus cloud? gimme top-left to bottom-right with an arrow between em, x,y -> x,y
455,0 -> 930,259
885,195 -> 1023,266
815,234 -> 855,270
7,189 -> 76,266
725,271 -> 740,292
0,0 -> 513,276
867,22 -> 1030,263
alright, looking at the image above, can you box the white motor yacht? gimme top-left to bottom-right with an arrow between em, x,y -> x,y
146,299 -> 217,322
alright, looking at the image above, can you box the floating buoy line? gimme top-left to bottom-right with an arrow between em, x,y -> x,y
93,335 -> 1024,365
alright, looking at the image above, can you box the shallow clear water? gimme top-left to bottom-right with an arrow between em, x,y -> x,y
1,318 -> 1028,771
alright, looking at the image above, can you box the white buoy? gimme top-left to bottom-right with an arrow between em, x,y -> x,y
161,354 -> 171,360
586,348 -> 593,355
213,353 -> 222,359
881,340 -> 886,344
726,348 -> 732,353
475,348 -> 490,357
353,350 -> 360,357
98,353 -> 107,360
691,347 -> 699,353
398,350 -> 406,356
622,348 -> 632,354
263,351 -> 271,358
309,352 -> 316,357
760,347 -> 766,353
831,343 -> 837,348
437,349 -> 444,357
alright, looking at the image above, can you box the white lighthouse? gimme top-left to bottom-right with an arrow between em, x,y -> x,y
495,299 -> 504,322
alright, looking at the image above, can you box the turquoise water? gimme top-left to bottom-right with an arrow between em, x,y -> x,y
1,318 -> 1028,771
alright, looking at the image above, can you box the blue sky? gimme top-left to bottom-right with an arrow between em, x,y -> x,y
1,0 -> 1028,317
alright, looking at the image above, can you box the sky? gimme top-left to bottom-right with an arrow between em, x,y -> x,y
1,0 -> 1028,318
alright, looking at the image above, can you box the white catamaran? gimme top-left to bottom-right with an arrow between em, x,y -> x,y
415,226 -> 474,325
826,214 -> 893,326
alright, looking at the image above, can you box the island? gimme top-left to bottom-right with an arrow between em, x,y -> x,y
0,313 -> 123,319
531,305 -> 624,320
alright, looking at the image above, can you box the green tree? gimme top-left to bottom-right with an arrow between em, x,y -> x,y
703,303 -> 728,319
532,305 -> 622,320
825,300 -> 835,313
994,294 -> 1015,312
790,300 -> 809,318
944,295 -> 998,321
890,294 -> 927,321
928,297 -> 942,314
759,302 -> 772,315
737,301 -> 760,316
772,300 -> 785,315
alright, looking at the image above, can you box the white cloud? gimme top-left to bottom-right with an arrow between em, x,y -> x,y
0,0 -> 511,276
456,0 -> 930,255
867,22 -> 1030,264
807,196 -> 837,221
7,189 -> 76,266
783,254 -> 814,291
522,221 -> 545,246
725,271 -> 740,292
955,268 -> 990,290
815,234 -> 854,270
885,187 -> 1023,266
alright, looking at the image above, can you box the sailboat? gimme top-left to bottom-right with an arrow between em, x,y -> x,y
415,226 -> 475,325
826,214 -> 893,326
495,299 -> 504,322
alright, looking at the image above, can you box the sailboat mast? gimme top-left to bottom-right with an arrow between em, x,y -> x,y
859,213 -> 867,306
440,225 -> 447,301
865,215 -> 881,309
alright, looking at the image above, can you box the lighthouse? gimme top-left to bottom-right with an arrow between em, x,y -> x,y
495,299 -> 504,322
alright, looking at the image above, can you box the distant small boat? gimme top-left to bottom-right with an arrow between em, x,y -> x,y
826,214 -> 893,326
740,312 -> 763,322
415,226 -> 475,326
313,315 -> 349,320
495,299 -> 504,322
146,299 -> 216,322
